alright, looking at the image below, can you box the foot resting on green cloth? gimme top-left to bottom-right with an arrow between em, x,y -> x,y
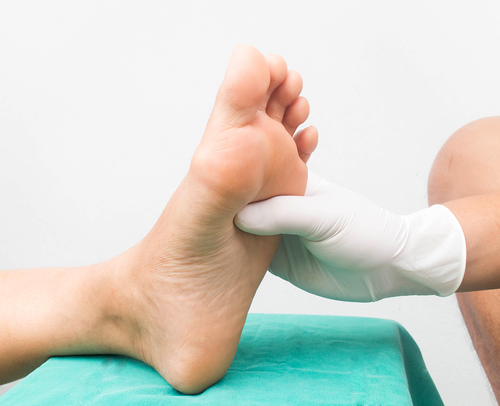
0,44 -> 318,394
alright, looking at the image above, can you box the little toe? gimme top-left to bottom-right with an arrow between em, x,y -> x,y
294,126 -> 319,163
266,70 -> 303,122
283,96 -> 310,135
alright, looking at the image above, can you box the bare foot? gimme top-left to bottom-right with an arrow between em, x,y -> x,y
113,45 -> 317,394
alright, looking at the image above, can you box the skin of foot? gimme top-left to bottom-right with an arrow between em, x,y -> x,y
105,45 -> 319,394
0,45 -> 318,392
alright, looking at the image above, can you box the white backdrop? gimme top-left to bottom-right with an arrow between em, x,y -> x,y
1,1 -> 499,404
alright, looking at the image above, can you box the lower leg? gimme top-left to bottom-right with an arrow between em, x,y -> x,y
428,116 -> 500,400
0,258 -> 136,384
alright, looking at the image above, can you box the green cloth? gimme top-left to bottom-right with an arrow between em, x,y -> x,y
0,314 -> 443,405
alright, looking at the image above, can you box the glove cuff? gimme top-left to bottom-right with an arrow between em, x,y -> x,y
394,204 -> 467,296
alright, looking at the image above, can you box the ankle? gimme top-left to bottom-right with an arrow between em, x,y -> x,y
90,246 -> 148,359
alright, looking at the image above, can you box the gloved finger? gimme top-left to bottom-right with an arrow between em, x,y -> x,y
235,194 -> 321,237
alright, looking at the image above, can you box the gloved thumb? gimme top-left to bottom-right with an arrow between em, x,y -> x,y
235,194 -> 320,237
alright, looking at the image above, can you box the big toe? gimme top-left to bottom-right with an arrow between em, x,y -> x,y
213,45 -> 270,126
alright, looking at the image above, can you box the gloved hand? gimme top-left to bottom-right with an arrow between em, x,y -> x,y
235,171 -> 466,302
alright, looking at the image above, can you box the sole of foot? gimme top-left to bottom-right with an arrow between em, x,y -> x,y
118,45 -> 318,394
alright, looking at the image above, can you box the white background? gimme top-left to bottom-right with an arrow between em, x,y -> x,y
1,1 -> 499,404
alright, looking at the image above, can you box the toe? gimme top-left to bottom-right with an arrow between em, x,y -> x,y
283,96 -> 310,135
259,54 -> 287,110
213,44 -> 270,126
294,126 -> 318,163
266,70 -> 303,123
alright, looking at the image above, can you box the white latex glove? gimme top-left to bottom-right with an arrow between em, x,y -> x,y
235,171 -> 467,302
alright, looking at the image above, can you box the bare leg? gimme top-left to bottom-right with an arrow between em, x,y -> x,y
0,45 -> 318,394
428,116 -> 500,401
